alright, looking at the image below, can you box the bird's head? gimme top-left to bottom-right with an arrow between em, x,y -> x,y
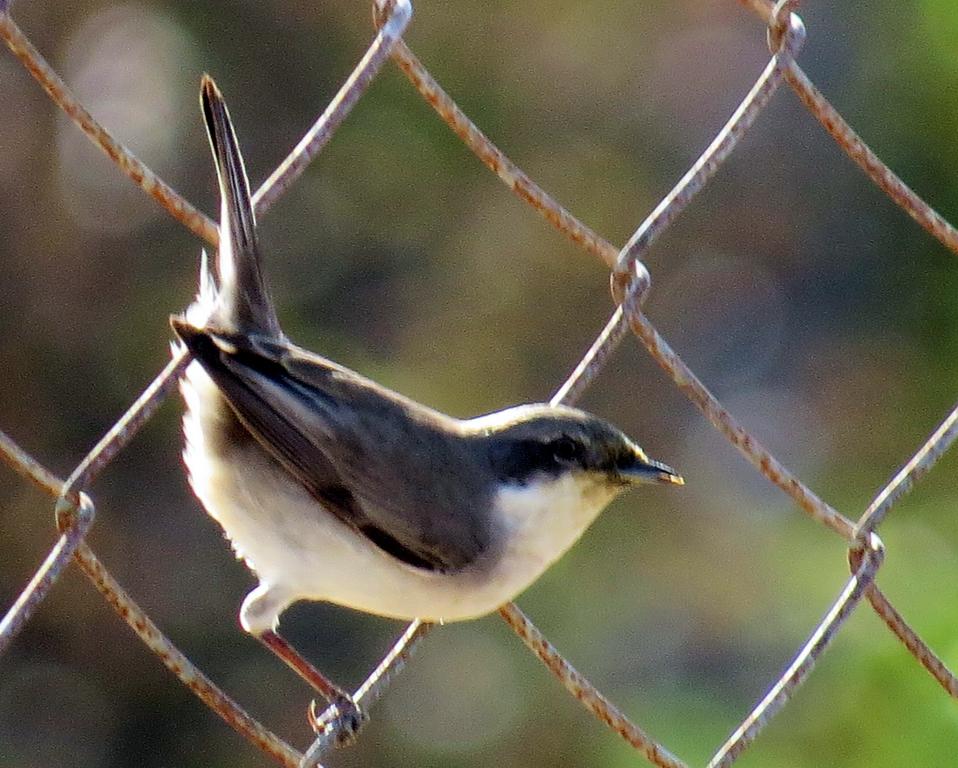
459,404 -> 682,570
466,404 -> 682,517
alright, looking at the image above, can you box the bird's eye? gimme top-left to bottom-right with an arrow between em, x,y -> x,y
552,436 -> 580,463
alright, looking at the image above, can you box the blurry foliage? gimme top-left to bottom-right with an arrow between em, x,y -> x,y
1,1 -> 957,766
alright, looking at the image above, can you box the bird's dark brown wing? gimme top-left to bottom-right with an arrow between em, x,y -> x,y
173,320 -> 491,572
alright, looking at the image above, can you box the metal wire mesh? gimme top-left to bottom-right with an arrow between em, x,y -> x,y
2,0 -> 957,765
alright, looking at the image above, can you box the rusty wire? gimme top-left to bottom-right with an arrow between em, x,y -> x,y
0,13 -> 216,244
2,0 -> 957,766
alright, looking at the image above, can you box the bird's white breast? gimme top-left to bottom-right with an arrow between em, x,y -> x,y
181,362 -> 617,631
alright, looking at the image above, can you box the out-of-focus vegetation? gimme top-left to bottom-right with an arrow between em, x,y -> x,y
2,1 -> 958,766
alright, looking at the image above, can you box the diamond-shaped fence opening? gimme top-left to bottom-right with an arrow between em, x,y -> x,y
1,1 -> 957,766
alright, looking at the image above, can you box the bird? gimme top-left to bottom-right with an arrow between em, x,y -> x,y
173,75 -> 683,747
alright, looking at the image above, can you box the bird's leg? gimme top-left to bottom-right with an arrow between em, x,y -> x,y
242,584 -> 366,747
256,629 -> 367,746
299,619 -> 434,768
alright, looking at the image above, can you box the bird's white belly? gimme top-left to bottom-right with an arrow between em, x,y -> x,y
181,363 -> 611,631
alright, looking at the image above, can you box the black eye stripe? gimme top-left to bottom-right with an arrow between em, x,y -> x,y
490,435 -> 589,483
552,436 -> 581,462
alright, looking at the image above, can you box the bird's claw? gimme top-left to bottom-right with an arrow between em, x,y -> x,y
308,696 -> 368,748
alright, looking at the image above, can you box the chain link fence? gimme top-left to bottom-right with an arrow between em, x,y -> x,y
1,0 -> 957,765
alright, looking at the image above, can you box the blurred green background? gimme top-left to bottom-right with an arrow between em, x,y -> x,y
2,1 -> 958,766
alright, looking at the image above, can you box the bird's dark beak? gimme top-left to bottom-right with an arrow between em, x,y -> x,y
617,452 -> 684,486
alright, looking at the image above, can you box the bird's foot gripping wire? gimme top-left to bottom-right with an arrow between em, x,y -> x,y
307,694 -> 368,748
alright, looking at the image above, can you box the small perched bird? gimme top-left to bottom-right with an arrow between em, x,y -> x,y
173,75 -> 682,745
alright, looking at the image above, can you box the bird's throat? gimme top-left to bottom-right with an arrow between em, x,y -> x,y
491,473 -> 618,579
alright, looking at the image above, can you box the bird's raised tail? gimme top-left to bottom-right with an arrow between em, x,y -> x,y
199,75 -> 281,337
